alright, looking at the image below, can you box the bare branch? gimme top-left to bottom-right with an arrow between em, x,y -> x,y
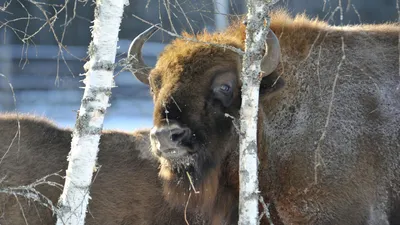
184,192 -> 192,225
397,0 -> 400,91
314,0 -> 346,184
0,171 -> 64,216
0,73 -> 20,166
131,14 -> 244,55
258,196 -> 274,225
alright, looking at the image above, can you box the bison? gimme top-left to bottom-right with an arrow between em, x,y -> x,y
0,113 -> 205,225
128,10 -> 400,225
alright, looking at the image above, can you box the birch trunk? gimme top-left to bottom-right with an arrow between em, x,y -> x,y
56,0 -> 128,224
238,1 -> 271,224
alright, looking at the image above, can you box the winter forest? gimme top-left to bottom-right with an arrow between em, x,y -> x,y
0,0 -> 399,224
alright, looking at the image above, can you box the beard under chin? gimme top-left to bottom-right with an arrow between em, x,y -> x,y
162,151 -> 217,186
169,153 -> 199,175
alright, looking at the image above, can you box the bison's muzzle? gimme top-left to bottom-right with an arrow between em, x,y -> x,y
150,124 -> 193,158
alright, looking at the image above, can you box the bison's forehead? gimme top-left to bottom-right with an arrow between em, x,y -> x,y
151,42 -> 243,95
151,48 -> 240,107
151,26 -> 245,83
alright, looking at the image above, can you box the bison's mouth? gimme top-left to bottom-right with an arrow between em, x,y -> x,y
155,147 -> 193,159
152,145 -> 198,172
151,138 -> 199,164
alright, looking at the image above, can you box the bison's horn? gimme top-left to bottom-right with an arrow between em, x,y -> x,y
128,24 -> 160,85
261,29 -> 281,76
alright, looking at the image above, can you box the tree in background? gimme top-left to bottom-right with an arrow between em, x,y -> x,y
238,0 -> 278,224
56,0 -> 128,224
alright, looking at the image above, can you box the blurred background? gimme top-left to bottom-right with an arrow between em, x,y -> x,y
0,0 -> 398,131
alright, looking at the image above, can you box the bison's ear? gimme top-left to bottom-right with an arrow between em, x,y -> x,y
259,71 -> 285,100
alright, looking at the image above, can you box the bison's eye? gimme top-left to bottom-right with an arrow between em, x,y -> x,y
220,84 -> 231,93
213,83 -> 233,107
211,71 -> 236,108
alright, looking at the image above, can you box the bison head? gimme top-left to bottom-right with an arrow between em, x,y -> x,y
128,23 -> 284,189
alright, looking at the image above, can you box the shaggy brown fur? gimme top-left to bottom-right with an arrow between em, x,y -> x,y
132,9 -> 400,225
0,113 -> 206,225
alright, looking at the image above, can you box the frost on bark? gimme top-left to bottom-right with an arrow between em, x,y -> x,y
56,0 -> 129,224
238,1 -> 272,224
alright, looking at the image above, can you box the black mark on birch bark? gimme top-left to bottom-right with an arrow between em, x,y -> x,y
245,141 -> 257,154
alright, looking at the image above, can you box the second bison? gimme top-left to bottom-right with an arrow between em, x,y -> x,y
0,114 -> 204,225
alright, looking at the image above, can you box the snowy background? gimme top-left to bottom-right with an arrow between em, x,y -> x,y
0,40 -> 163,131
0,0 -> 397,131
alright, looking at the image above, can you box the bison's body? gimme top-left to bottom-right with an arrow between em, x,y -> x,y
259,13 -> 400,225
128,10 -> 400,225
0,114 -> 204,225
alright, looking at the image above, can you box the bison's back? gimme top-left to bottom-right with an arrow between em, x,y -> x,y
0,114 -> 70,224
0,114 -> 199,224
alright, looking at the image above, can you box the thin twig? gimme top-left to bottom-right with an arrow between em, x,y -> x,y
224,113 -> 241,135
259,196 -> 274,225
184,191 -> 192,225
186,171 -> 200,194
396,0 -> 400,91
0,73 -> 20,166
0,171 -> 64,216
15,194 -> 29,225
314,0 -> 346,184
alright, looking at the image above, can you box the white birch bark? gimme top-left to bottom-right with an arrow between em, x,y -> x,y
56,0 -> 128,224
238,1 -> 271,224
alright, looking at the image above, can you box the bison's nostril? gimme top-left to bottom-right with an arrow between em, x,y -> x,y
153,126 -> 191,145
170,128 -> 190,142
171,132 -> 183,142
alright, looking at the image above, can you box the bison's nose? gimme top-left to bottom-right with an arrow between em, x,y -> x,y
150,125 -> 191,157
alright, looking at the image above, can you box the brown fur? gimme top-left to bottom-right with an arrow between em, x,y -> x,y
0,113 -> 206,225
138,9 -> 400,225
